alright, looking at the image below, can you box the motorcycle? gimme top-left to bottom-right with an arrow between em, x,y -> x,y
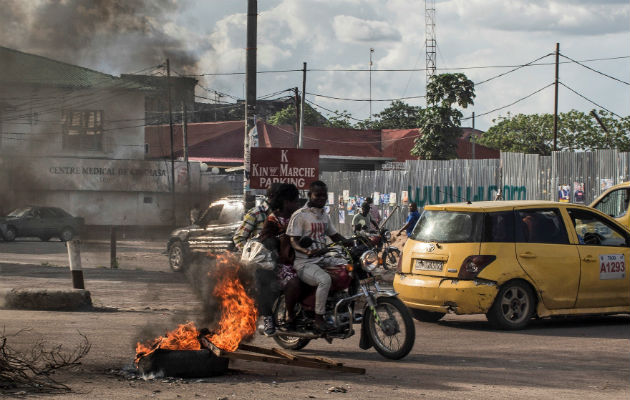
355,227 -> 401,271
271,236 -> 415,360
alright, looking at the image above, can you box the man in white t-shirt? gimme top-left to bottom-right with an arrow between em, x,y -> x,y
286,180 -> 349,332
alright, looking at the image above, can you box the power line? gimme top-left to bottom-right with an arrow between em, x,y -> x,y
560,53 -> 630,85
462,82 -> 555,120
305,99 -> 365,122
475,53 -> 553,86
178,55 -> 629,77
559,82 -> 623,119
307,92 -> 425,102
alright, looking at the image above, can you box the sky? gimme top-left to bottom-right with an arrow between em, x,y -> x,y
1,0 -> 628,131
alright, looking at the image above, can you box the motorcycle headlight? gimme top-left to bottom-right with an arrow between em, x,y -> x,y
360,250 -> 378,272
383,230 -> 392,241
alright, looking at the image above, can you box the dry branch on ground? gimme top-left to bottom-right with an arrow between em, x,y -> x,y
0,328 -> 91,394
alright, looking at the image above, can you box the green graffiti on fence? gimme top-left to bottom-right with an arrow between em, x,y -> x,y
408,185 -> 527,207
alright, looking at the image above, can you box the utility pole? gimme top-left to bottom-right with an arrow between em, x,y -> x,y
293,87 -> 300,147
244,0 -> 257,198
182,101 -> 190,196
471,111 -> 476,160
166,59 -> 176,225
299,62 -> 306,148
553,42 -> 559,152
369,48 -> 374,118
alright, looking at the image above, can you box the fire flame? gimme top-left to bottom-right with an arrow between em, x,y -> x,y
134,254 -> 258,364
207,254 -> 258,352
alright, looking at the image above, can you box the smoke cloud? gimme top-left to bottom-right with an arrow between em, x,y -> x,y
0,0 -> 206,74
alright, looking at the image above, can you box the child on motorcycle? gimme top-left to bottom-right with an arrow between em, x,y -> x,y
256,183 -> 301,336
286,180 -> 350,332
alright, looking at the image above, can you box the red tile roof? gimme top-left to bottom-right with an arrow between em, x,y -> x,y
145,121 -> 499,161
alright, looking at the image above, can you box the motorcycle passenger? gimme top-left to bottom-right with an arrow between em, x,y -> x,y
233,183 -> 281,250
352,202 -> 375,233
256,183 -> 301,336
286,180 -> 349,332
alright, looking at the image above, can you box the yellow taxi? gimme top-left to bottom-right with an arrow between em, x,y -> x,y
591,182 -> 630,228
393,201 -> 630,329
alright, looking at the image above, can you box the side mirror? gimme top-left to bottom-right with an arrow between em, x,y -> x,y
298,236 -> 313,248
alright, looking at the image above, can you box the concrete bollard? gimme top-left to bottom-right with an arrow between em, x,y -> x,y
110,226 -> 118,269
67,239 -> 85,289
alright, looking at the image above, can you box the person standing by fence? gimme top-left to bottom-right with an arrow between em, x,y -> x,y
397,202 -> 420,237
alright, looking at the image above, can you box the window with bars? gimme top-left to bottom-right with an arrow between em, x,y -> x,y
61,110 -> 103,150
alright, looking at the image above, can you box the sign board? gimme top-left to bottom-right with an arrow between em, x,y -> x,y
3,157 -> 200,193
249,148 -> 319,190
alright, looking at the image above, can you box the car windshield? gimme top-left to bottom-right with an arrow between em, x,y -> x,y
412,210 -> 483,243
7,207 -> 31,217
218,202 -> 244,224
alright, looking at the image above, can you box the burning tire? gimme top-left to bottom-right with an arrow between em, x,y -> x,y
366,297 -> 415,360
168,241 -> 188,272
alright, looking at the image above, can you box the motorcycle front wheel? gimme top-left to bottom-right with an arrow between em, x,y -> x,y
366,297 -> 415,360
272,295 -> 311,350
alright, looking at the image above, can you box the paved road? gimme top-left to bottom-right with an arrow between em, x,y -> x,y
0,237 -> 168,272
0,261 -> 628,399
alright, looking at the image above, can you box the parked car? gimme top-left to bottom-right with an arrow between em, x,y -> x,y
167,196 -> 245,272
394,200 -> 630,329
0,206 -> 84,242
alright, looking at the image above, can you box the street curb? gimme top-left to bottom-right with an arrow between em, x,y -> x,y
0,288 -> 93,311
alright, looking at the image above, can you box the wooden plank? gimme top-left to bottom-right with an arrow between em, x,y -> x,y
271,347 -> 298,360
308,356 -> 343,366
237,343 -> 277,356
221,351 -> 365,374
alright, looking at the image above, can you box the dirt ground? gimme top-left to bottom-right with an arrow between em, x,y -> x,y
0,240 -> 629,399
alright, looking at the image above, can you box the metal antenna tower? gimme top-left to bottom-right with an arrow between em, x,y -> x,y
425,0 -> 436,95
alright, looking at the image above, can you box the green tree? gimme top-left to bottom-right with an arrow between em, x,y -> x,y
357,100 -> 423,130
478,110 -> 630,155
325,110 -> 354,129
267,104 -> 325,127
479,113 -> 555,155
411,73 -> 475,159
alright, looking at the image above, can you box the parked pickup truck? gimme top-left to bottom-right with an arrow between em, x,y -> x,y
591,182 -> 630,228
166,196 -> 244,272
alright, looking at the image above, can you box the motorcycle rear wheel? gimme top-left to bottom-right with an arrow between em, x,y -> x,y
272,295 -> 311,350
366,297 -> 415,360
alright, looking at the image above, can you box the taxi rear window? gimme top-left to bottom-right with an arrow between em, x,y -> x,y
412,210 -> 482,243
483,211 -> 515,242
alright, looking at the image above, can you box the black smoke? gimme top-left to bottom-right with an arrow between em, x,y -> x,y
0,0 -> 206,74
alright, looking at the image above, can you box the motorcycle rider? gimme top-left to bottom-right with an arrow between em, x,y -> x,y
286,180 -> 350,332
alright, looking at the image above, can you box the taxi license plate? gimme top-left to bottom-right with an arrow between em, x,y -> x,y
415,259 -> 444,271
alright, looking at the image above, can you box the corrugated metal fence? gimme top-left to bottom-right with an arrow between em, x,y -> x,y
322,150 -> 630,236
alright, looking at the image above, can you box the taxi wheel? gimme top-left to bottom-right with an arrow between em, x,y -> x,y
487,281 -> 535,330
